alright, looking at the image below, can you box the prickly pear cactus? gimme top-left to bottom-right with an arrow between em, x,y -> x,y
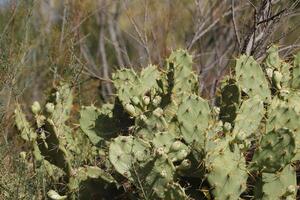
235,55 -> 271,101
15,47 -> 300,200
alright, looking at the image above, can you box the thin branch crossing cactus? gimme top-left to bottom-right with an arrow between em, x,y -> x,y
15,47 -> 300,199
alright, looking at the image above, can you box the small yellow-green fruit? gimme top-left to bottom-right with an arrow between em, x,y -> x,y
46,103 -> 55,113
31,101 -> 41,114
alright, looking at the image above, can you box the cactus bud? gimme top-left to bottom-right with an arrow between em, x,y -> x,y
139,114 -> 147,122
142,96 -> 150,105
266,67 -> 273,79
213,106 -> 220,115
223,122 -> 232,132
170,141 -> 182,151
152,95 -> 162,106
156,147 -> 165,156
176,150 -> 188,161
125,103 -> 136,116
177,159 -> 191,170
45,103 -> 55,113
31,101 -> 41,114
287,185 -> 296,195
153,108 -> 163,117
19,151 -> 27,160
160,170 -> 167,177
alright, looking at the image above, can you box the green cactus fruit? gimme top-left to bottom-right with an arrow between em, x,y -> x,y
31,101 -> 41,114
19,151 -> 27,160
109,136 -> 151,179
223,122 -> 232,132
254,165 -> 297,200
235,55 -> 271,101
177,94 -> 211,148
45,102 -> 55,113
152,95 -> 162,107
168,140 -> 190,162
124,103 -> 136,116
251,128 -> 296,173
265,67 -> 273,79
142,96 -> 150,105
232,96 -> 265,143
153,107 -> 164,118
176,159 -> 192,171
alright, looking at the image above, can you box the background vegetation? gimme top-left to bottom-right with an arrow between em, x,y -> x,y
0,0 -> 300,199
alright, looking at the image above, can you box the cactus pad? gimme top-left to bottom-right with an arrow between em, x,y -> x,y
109,136 -> 151,179
177,94 -> 211,147
235,55 -> 271,101
251,128 -> 296,173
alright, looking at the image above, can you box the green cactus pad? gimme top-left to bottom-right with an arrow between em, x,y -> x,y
280,62 -> 292,88
235,55 -> 271,101
219,82 -> 240,124
167,49 -> 198,102
291,52 -> 300,89
254,165 -> 297,200
233,96 -> 265,143
137,153 -> 176,199
221,82 -> 241,105
177,94 -> 211,147
15,104 -> 36,141
265,45 -> 282,70
50,83 -> 73,126
267,98 -> 300,159
68,166 -> 116,191
109,136 -> 151,179
80,105 -> 118,145
251,128 -> 296,173
38,119 -> 72,175
206,145 -> 248,200
152,132 -> 176,152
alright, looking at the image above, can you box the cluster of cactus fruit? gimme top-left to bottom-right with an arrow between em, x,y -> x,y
15,46 -> 300,199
